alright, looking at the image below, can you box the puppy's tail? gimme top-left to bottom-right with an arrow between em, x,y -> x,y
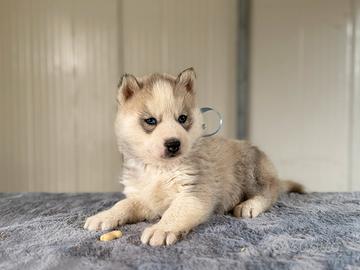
280,180 -> 305,194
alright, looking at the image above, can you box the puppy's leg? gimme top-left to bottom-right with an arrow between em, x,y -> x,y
84,198 -> 149,231
233,145 -> 280,218
233,177 -> 279,218
233,195 -> 272,218
141,195 -> 213,246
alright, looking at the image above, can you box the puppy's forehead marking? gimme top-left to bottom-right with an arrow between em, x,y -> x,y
153,80 -> 174,101
146,79 -> 180,116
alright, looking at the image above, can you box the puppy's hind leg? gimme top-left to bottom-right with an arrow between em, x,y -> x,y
233,146 -> 280,218
233,195 -> 272,218
233,174 -> 279,218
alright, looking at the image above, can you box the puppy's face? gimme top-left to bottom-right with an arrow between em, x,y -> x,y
114,68 -> 203,166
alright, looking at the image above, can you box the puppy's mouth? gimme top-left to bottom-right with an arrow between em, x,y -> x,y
162,150 -> 182,159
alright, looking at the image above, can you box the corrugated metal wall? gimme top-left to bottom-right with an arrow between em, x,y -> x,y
0,0 -> 121,192
0,0 -> 238,192
1,0 -> 359,193
121,0 -> 238,138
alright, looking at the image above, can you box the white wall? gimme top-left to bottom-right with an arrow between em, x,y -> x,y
0,0 -> 121,192
121,0 -> 238,138
0,0 -> 238,192
4,0 -> 357,193
250,0 -> 360,191
350,0 -> 360,191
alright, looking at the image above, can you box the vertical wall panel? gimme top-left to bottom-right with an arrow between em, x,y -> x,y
351,0 -> 360,191
0,0 -> 238,192
250,0 -> 354,191
122,0 -> 238,138
0,0 -> 121,192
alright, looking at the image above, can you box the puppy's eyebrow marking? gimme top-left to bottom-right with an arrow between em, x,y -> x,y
138,105 -> 162,134
139,105 -> 162,122
177,108 -> 193,131
139,117 -> 155,134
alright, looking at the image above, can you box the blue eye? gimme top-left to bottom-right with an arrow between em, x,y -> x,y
144,117 -> 157,125
178,115 -> 187,124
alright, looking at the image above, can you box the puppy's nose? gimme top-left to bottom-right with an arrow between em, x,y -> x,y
164,138 -> 181,155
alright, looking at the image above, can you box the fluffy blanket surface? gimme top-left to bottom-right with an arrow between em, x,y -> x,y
0,192 -> 359,269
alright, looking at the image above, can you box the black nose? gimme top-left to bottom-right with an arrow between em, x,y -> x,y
164,138 -> 181,155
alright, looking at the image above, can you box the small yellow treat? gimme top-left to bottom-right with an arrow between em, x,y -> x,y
100,230 -> 123,241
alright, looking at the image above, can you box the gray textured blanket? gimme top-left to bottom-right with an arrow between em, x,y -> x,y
0,192 -> 360,269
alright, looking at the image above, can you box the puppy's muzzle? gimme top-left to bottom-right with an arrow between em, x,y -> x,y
164,138 -> 181,157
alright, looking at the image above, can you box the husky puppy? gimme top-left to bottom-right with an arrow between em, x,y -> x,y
84,68 -> 303,246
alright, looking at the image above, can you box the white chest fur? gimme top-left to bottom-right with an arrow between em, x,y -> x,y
121,159 -> 183,217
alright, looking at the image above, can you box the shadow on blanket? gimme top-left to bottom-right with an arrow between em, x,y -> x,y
0,192 -> 359,269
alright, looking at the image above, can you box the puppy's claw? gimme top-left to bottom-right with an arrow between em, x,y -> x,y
165,232 -> 178,246
141,226 -> 179,246
84,210 -> 119,231
233,200 -> 263,218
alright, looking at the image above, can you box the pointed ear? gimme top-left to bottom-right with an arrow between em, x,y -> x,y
175,67 -> 196,92
117,74 -> 142,104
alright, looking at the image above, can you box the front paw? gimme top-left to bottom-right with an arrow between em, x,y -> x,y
141,225 -> 180,246
84,210 -> 119,231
